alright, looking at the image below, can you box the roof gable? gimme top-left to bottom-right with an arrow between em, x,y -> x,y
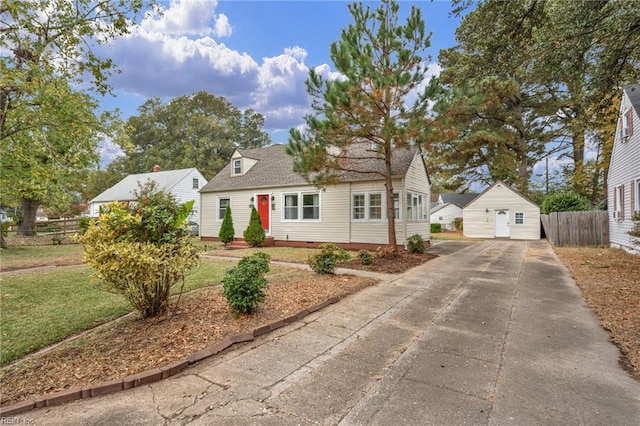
90,168 -> 198,203
624,84 -> 640,117
466,181 -> 539,208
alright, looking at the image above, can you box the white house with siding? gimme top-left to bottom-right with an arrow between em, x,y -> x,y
89,167 -> 207,223
430,193 -> 477,230
199,143 -> 430,249
463,181 -> 540,240
608,84 -> 640,254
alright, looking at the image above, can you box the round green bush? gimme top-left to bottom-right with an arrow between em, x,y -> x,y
358,249 -> 373,265
222,252 -> 271,315
407,234 -> 426,253
308,243 -> 351,274
541,192 -> 591,214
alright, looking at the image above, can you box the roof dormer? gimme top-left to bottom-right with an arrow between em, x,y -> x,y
230,150 -> 259,177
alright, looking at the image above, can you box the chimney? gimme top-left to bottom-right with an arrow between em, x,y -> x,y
153,165 -> 161,172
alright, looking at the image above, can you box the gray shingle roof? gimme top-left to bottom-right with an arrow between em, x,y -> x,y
625,84 -> 640,117
440,193 -> 477,208
200,143 -> 420,193
430,203 -> 451,214
90,168 -> 197,203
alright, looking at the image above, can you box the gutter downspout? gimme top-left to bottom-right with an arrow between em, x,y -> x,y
349,182 -> 352,244
402,177 -> 407,249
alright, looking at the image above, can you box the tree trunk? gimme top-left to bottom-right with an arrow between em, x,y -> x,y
0,233 -> 7,249
572,128 -> 585,195
384,143 -> 398,254
17,198 -> 41,236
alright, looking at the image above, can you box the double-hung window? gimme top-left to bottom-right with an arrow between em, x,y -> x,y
514,212 -> 525,225
284,194 -> 299,220
406,192 -> 427,221
302,193 -> 320,219
232,159 -> 242,175
352,192 -> 383,221
614,185 -> 625,220
353,194 -> 366,220
282,192 -> 320,221
218,198 -> 230,220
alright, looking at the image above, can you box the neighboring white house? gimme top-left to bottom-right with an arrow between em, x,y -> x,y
430,193 -> 477,230
463,181 -> 540,240
608,84 -> 640,254
199,143 -> 431,249
89,167 -> 207,223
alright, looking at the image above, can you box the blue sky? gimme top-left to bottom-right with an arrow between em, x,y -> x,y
97,0 -> 467,164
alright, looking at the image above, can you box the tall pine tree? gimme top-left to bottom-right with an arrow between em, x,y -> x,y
287,0 -> 436,253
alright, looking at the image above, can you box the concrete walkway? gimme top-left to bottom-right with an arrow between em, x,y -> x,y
20,240 -> 640,425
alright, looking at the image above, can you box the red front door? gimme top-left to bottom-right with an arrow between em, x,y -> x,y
257,194 -> 270,232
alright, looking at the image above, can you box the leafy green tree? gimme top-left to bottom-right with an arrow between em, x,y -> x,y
116,92 -> 271,179
78,182 -> 199,318
442,0 -> 640,197
540,192 -> 591,214
219,206 -> 235,246
243,207 -> 265,247
431,1 -> 556,194
1,0 -> 151,235
287,0 -> 436,253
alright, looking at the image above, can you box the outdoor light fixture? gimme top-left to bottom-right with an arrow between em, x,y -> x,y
486,208 -> 489,213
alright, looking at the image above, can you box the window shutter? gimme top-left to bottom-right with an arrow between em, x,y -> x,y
621,185 -> 625,220
628,109 -> 634,136
614,188 -> 617,218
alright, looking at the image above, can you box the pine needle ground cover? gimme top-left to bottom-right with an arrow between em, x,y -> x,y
554,247 -> 640,380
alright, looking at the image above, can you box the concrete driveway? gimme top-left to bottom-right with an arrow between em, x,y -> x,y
21,240 -> 640,425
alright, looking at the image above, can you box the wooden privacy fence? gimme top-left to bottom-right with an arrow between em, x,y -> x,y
541,211 -> 609,247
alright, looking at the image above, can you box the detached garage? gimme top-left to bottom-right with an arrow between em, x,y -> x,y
463,181 -> 540,240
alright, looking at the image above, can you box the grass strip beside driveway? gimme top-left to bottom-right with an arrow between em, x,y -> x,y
0,259 -> 234,365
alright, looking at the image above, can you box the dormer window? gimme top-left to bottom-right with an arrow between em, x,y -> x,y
233,159 -> 242,175
621,107 -> 634,140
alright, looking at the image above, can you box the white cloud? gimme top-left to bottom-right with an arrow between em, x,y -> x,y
404,62 -> 442,108
214,14 -> 232,38
140,0 -> 217,37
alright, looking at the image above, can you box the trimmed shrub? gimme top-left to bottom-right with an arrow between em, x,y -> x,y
243,207 -> 266,247
430,223 -> 442,233
541,191 -> 591,214
453,217 -> 463,231
358,249 -> 373,265
308,243 -> 351,274
77,183 -> 199,318
218,206 -> 235,245
222,252 -> 271,315
407,234 -> 426,253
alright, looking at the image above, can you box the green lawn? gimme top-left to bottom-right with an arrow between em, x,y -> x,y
0,258 -> 233,365
0,244 -> 85,271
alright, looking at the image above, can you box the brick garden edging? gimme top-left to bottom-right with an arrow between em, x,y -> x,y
0,296 -> 341,417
